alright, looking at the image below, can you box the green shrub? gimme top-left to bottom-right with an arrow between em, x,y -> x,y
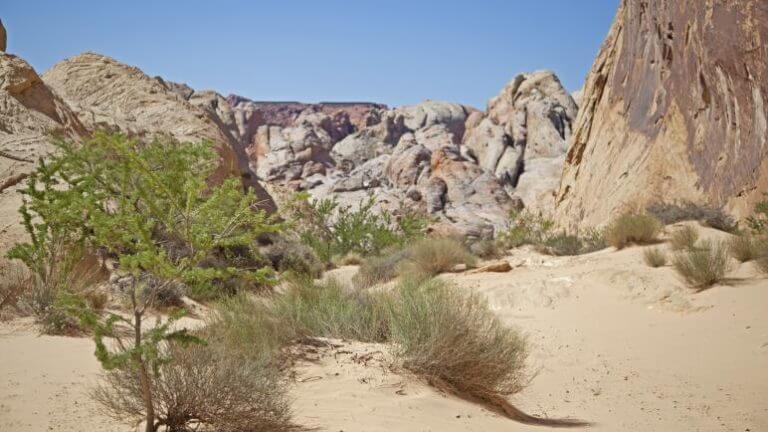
643,247 -> 667,268
647,201 -> 737,233
537,230 -> 606,256
746,194 -> 768,234
604,212 -> 662,249
498,211 -> 554,249
286,194 -> 428,264
263,237 -> 324,278
7,133 -> 280,302
672,240 -> 731,289
669,225 -> 699,251
397,237 -> 476,279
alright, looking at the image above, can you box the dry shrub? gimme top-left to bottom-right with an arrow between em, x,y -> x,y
273,277 -> 390,343
335,253 -> 365,266
670,225 -> 699,251
397,237 -> 476,278
92,340 -> 297,432
353,248 -> 410,288
262,237 -> 324,278
643,247 -> 667,268
604,212 -> 662,249
728,234 -> 762,262
388,279 -> 527,397
754,237 -> 768,274
0,261 -> 31,317
468,239 -> 504,259
672,240 -> 731,289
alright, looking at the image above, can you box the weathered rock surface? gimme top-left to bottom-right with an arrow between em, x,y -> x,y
0,52 -> 85,251
0,19 -> 6,52
462,71 -> 578,214
42,52 -> 275,212
556,0 -> 768,228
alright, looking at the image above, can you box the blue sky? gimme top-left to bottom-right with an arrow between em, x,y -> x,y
2,1 -> 619,109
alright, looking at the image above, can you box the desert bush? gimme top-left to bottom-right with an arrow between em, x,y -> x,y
746,195 -> 768,234
669,225 -> 699,251
334,253 -> 365,266
92,337 -> 297,432
286,194 -> 427,264
388,278 -> 528,399
353,248 -> 411,288
7,133 -> 281,303
397,237 -> 476,279
728,234 -> 762,263
0,260 -> 30,317
537,229 -> 606,256
273,277 -> 390,343
672,240 -> 731,289
647,201 -> 737,233
498,211 -> 554,249
643,247 -> 667,268
604,212 -> 662,249
262,237 -> 324,278
468,239 -> 504,259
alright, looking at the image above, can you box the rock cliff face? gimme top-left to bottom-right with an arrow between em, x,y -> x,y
42,53 -> 275,212
0,52 -> 85,251
555,0 -> 768,228
0,19 -> 6,52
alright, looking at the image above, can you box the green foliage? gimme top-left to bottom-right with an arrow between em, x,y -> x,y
728,234 -> 763,263
643,247 -> 667,268
8,133 -> 280,302
498,211 -> 606,255
604,212 -> 662,249
286,193 -> 427,263
747,194 -> 768,235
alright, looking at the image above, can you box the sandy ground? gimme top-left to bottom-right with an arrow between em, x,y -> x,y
1,224 -> 767,431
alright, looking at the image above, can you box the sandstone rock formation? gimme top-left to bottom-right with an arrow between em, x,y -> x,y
462,71 -> 578,214
0,52 -> 85,251
0,19 -> 6,52
556,0 -> 768,228
42,53 -> 276,212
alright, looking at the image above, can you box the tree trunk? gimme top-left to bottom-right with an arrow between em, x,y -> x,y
134,309 -> 156,432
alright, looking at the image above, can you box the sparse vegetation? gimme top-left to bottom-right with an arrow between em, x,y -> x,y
498,211 -> 606,256
647,201 -> 737,233
353,247 -> 411,288
746,194 -> 768,235
538,229 -> 606,256
468,238 -> 504,259
643,247 -> 667,267
672,240 -> 731,289
396,237 -> 476,279
286,194 -> 427,265
669,225 -> 699,251
604,212 -> 662,249
728,234 -> 762,263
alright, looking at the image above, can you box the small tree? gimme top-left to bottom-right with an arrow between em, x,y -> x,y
8,132 -> 281,430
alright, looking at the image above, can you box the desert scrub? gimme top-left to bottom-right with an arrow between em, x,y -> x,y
353,247 -> 411,288
388,279 -> 528,398
604,212 -> 662,249
537,229 -> 606,256
498,211 -> 555,249
647,201 -> 737,233
672,240 -> 731,289
643,247 -> 667,267
728,234 -> 763,263
285,194 -> 428,264
396,237 -> 476,279
669,225 -> 699,251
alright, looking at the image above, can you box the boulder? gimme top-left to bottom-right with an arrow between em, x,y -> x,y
555,0 -> 768,228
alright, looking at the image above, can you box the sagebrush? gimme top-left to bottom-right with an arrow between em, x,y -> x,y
604,212 -> 661,249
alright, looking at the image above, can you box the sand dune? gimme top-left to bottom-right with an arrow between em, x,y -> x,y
1,225 -> 767,431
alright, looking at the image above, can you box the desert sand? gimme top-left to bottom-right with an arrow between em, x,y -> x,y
1,224 -> 767,431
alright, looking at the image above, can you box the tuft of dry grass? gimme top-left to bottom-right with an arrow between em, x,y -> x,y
353,248 -> 410,288
643,247 -> 667,268
728,234 -> 762,263
335,253 -> 365,266
672,240 -> 731,289
397,237 -> 476,279
604,212 -> 662,249
669,225 -> 699,251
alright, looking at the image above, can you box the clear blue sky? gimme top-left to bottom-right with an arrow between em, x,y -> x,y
2,1 -> 619,109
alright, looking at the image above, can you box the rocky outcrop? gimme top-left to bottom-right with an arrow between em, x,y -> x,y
462,71 -> 577,214
42,53 -> 275,212
0,19 -> 6,52
555,0 -> 768,228
0,52 -> 85,251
